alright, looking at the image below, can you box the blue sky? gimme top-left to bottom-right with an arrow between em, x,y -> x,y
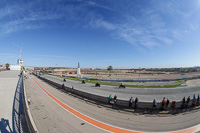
0,0 -> 200,68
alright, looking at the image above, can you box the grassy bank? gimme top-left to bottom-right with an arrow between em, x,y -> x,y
60,76 -> 181,88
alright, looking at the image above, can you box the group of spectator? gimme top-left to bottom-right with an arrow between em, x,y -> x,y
129,97 -> 138,109
181,94 -> 200,108
108,95 -> 138,109
108,94 -> 200,110
150,94 -> 200,110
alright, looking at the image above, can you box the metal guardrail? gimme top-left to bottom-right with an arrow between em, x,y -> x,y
22,73 -> 39,133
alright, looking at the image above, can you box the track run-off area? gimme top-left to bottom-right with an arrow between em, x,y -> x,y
25,73 -> 200,133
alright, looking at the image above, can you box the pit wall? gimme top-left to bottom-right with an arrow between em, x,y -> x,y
33,73 -> 197,110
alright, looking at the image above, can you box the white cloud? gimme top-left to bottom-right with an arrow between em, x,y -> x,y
0,54 -> 17,59
0,6 -> 16,19
0,54 -> 16,56
34,55 -> 72,59
0,2 -> 64,36
88,11 -> 171,47
1,0 -> 199,48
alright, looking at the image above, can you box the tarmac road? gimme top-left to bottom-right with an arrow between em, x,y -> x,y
25,74 -> 200,133
41,74 -> 200,102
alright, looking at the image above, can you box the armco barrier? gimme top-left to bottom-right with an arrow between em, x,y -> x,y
23,74 -> 39,133
33,72 -> 197,110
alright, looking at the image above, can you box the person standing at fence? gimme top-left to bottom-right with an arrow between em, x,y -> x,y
162,97 -> 166,106
62,84 -> 65,89
197,94 -> 200,105
193,94 -> 196,100
135,97 -> 138,109
165,98 -> 169,107
114,95 -> 117,108
181,97 -> 186,108
161,97 -> 166,110
129,97 -> 133,108
153,98 -> 157,110
186,96 -> 190,107
192,94 -> 196,106
108,94 -> 112,104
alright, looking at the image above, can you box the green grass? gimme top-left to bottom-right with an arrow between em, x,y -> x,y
60,76 -> 181,88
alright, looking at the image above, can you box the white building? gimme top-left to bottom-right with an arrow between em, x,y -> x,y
10,65 -> 21,70
10,58 -> 24,71
18,58 -> 24,66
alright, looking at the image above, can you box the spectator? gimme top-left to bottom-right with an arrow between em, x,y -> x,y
153,98 -> 157,109
114,95 -> 117,107
162,97 -> 166,106
181,97 -> 186,108
166,98 -> 170,108
129,97 -> 133,108
192,94 -> 196,106
135,97 -> 138,109
161,97 -> 166,110
197,94 -> 200,105
108,94 -> 112,104
193,94 -> 196,100
186,96 -> 190,107
62,84 -> 65,89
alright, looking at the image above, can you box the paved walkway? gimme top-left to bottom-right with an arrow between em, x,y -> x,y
0,71 -> 20,132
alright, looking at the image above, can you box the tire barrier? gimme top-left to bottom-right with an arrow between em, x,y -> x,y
33,72 -> 200,110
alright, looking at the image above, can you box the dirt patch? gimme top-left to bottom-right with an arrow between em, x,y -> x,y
186,79 -> 200,85
122,81 -> 184,86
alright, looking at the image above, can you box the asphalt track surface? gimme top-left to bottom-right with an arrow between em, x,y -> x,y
25,74 -> 200,133
42,74 -> 200,102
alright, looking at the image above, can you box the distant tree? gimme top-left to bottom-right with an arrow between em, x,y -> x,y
107,66 -> 113,71
5,63 -> 9,69
107,66 -> 113,76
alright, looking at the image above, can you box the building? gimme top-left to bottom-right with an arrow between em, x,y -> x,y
10,65 -> 21,70
10,58 -> 24,71
18,58 -> 24,66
